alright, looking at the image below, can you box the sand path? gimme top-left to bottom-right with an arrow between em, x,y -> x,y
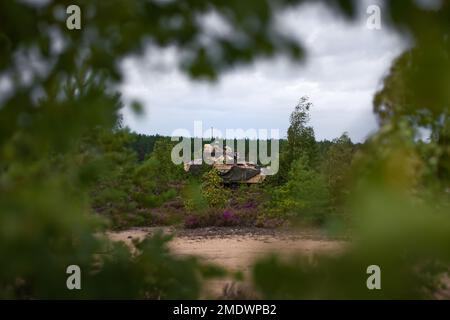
108,227 -> 345,297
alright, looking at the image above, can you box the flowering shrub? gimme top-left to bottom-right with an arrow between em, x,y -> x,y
184,215 -> 202,228
219,210 -> 240,226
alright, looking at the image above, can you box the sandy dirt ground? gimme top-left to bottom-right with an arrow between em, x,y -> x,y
108,227 -> 345,298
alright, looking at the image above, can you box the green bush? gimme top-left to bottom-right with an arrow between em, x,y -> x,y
145,189 -> 177,208
145,194 -> 161,208
93,188 -> 128,206
182,182 -> 208,213
201,169 -> 230,208
268,156 -> 329,223
86,132 -> 185,228
321,133 -> 355,212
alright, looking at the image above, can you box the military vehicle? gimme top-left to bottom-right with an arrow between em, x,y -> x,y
183,143 -> 266,184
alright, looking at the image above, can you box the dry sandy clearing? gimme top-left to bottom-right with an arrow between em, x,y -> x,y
108,227 -> 345,298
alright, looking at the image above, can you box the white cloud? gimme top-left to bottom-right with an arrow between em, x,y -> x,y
119,1 -> 406,142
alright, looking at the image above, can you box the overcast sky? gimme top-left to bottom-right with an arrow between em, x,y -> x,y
119,0 -> 406,142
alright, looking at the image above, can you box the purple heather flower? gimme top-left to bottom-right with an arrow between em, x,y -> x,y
223,210 -> 234,220
185,215 -> 199,228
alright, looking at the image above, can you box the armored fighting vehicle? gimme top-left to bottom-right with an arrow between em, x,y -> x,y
183,143 -> 266,184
